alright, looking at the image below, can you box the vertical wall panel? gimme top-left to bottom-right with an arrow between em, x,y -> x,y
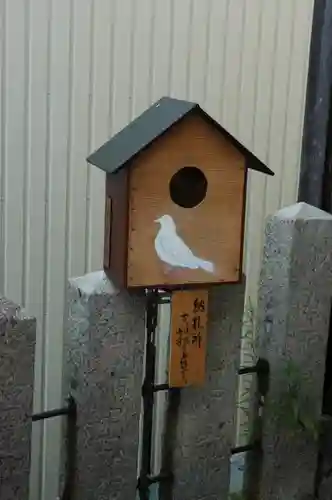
262,2 -> 294,217
236,0 -> 262,271
131,0 -> 155,116
222,0 -> 245,133
0,0 -> 5,294
67,0 -> 93,279
0,1 -> 314,498
281,0 -> 315,206
237,0 -> 262,147
204,0 -> 228,118
25,0 -> 48,378
170,0 -> 193,97
86,0 -> 112,272
26,0 -> 50,497
2,0 -> 26,304
111,0 -> 134,133
187,0 -> 210,102
244,0 -> 280,301
41,0 -> 71,498
151,1 -> 173,100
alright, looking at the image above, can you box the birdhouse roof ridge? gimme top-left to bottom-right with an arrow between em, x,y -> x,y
87,96 -> 274,176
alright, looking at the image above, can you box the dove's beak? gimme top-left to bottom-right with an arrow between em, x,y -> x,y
154,218 -> 161,223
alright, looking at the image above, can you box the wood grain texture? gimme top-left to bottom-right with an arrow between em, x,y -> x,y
106,171 -> 129,289
103,196 -> 112,269
127,113 -> 246,287
169,289 -> 208,387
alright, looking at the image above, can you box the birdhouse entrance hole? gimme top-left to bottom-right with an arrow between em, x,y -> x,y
169,166 -> 208,208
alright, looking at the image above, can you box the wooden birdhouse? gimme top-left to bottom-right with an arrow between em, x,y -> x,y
87,97 -> 274,289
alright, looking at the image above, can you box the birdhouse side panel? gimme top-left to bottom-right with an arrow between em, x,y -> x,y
104,171 -> 129,288
127,113 -> 246,288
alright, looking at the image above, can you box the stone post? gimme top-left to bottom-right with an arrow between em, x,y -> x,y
0,297 -> 36,500
172,283 -> 245,500
256,202 -> 332,499
63,272 -> 146,500
64,272 -> 245,500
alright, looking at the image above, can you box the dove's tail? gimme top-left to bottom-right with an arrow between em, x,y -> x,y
199,259 -> 214,274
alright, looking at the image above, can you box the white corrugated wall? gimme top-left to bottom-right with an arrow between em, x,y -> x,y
0,1 -> 314,499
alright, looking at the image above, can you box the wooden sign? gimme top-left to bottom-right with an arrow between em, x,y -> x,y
169,289 -> 208,387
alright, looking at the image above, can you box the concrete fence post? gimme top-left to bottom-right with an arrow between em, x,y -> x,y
172,283 -> 245,500
63,272 -> 146,500
256,202 -> 332,499
0,297 -> 36,500
63,271 -> 245,499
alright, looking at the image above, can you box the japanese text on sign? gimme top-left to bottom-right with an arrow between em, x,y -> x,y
169,290 -> 208,387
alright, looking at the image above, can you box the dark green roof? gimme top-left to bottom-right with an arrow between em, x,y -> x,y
87,96 -> 274,177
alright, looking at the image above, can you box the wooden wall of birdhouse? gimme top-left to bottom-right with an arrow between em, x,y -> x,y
105,113 -> 247,289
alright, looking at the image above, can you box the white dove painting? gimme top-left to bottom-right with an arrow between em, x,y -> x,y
154,214 -> 215,274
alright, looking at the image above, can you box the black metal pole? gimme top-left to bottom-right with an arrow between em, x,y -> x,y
137,290 -> 178,499
137,290 -> 159,500
158,388 -> 180,500
299,0 -> 332,208
61,396 -> 77,500
31,406 -> 71,421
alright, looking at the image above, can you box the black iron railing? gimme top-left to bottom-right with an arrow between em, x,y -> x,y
137,290 -> 177,500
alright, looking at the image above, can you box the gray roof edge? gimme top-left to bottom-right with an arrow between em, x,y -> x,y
87,96 -> 273,177
196,105 -> 274,176
86,97 -> 198,172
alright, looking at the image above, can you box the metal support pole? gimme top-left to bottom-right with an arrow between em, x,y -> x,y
158,387 -> 181,500
138,290 -> 159,500
137,290 -> 176,500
